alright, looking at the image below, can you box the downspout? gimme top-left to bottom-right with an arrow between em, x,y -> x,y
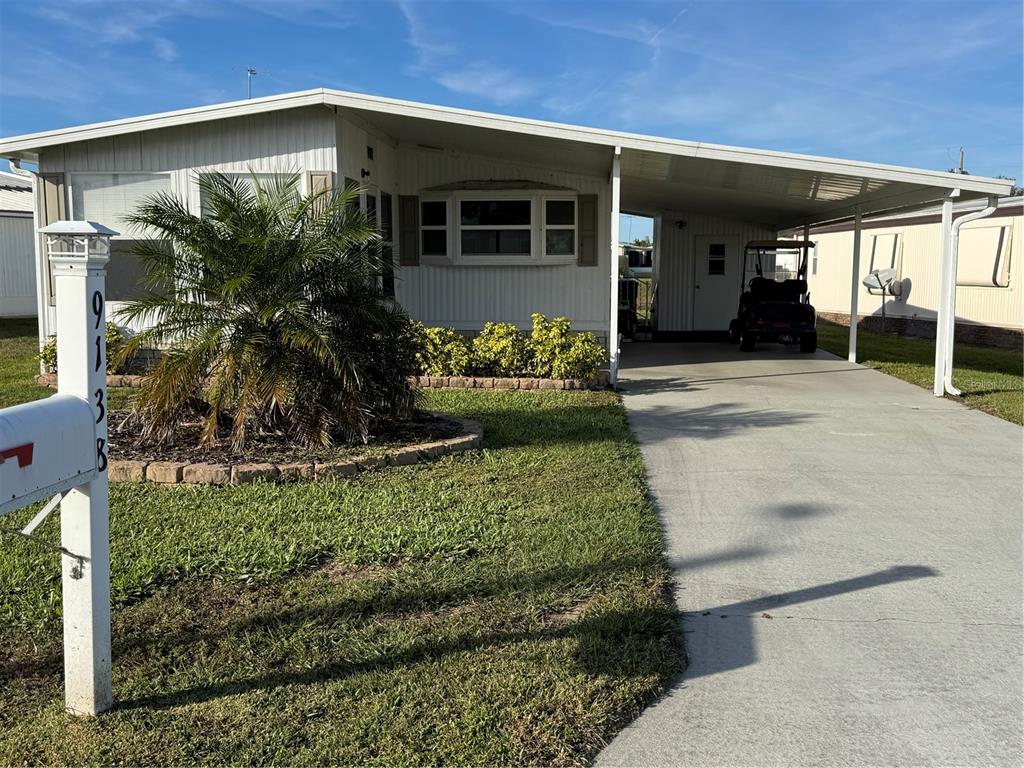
941,195 -> 999,396
9,159 -> 48,372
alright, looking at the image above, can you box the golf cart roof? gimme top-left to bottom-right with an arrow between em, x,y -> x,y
745,240 -> 814,250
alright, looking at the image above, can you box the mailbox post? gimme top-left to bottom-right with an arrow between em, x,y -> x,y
40,221 -> 117,715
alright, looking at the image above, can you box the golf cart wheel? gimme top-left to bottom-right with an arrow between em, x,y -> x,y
800,331 -> 817,353
739,329 -> 756,352
727,319 -> 740,344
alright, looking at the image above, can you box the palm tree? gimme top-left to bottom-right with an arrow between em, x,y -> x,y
115,171 -> 420,449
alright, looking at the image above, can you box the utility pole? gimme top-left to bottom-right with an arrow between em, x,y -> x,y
247,67 -> 257,99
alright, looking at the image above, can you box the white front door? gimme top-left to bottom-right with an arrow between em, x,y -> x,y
692,235 -> 740,331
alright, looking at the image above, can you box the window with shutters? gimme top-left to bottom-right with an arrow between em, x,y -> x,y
418,190 -> 579,265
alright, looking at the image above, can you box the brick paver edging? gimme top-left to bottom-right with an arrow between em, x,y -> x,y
38,373 -> 611,391
105,415 -> 482,486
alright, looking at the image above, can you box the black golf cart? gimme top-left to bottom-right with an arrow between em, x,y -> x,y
728,240 -> 817,353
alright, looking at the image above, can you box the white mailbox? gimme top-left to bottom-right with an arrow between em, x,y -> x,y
0,394 -> 99,517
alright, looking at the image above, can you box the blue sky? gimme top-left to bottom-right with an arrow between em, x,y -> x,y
0,0 -> 1020,240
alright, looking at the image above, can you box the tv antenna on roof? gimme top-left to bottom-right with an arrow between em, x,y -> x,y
247,67 -> 257,99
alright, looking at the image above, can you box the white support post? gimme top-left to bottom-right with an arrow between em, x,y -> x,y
934,193 -> 956,396
608,146 -> 622,385
802,223 -> 811,275
847,207 -> 862,362
53,249 -> 112,716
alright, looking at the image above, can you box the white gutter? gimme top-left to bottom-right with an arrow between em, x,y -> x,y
939,195 -> 999,396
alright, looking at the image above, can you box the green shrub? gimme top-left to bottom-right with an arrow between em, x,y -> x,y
528,313 -> 573,378
38,322 -> 131,374
551,332 -> 605,380
413,323 -> 473,376
529,313 -> 604,380
472,322 -> 530,377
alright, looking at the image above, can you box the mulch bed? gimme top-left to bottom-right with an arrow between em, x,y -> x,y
107,409 -> 463,465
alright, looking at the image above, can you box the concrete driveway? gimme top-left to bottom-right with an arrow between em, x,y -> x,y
599,343 -> 1023,767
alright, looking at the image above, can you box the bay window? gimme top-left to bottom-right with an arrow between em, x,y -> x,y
418,191 -> 578,265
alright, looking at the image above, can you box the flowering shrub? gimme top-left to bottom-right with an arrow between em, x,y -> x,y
471,322 -> 531,377
412,323 -> 473,376
528,313 -> 604,380
528,313 -> 573,378
550,332 -> 604,380
413,314 -> 606,381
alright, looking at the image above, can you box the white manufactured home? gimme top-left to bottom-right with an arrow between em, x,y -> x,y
0,170 -> 36,318
0,88 -> 1013,385
792,196 -> 1022,347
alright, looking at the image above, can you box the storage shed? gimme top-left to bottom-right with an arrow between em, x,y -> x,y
0,170 -> 36,318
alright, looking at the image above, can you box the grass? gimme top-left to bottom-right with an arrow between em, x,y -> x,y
817,321 -> 1023,425
0,319 -> 48,409
0,320 -> 680,766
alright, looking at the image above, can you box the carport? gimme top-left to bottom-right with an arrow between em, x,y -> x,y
601,341 -> 1023,765
608,140 -> 1011,394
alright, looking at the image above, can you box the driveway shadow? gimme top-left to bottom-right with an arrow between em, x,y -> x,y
680,565 -> 940,682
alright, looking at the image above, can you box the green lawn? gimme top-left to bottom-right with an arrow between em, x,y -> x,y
817,321 -> 1023,425
0,318 -> 48,409
0,320 -> 679,766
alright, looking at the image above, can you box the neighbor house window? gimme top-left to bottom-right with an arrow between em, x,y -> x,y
707,242 -> 726,275
70,173 -> 171,231
544,198 -> 576,257
459,198 -> 532,259
420,199 -> 448,257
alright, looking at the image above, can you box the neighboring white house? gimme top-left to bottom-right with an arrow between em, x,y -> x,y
0,170 -> 36,318
0,88 -> 1013,379
794,196 -> 1022,347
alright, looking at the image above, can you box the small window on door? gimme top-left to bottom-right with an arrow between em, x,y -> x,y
708,242 -> 726,275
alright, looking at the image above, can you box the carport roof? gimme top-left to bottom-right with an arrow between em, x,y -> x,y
0,87 -> 1013,229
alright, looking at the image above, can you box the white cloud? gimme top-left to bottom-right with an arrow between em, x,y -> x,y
153,37 -> 179,63
435,66 -> 536,105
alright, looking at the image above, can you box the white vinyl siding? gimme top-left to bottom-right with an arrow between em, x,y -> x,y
803,209 -> 1022,330
69,173 -> 170,233
655,212 -> 776,332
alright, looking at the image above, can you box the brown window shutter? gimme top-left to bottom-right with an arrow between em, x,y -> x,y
37,173 -> 66,306
306,170 -> 332,196
577,194 -> 598,266
398,195 -> 420,266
